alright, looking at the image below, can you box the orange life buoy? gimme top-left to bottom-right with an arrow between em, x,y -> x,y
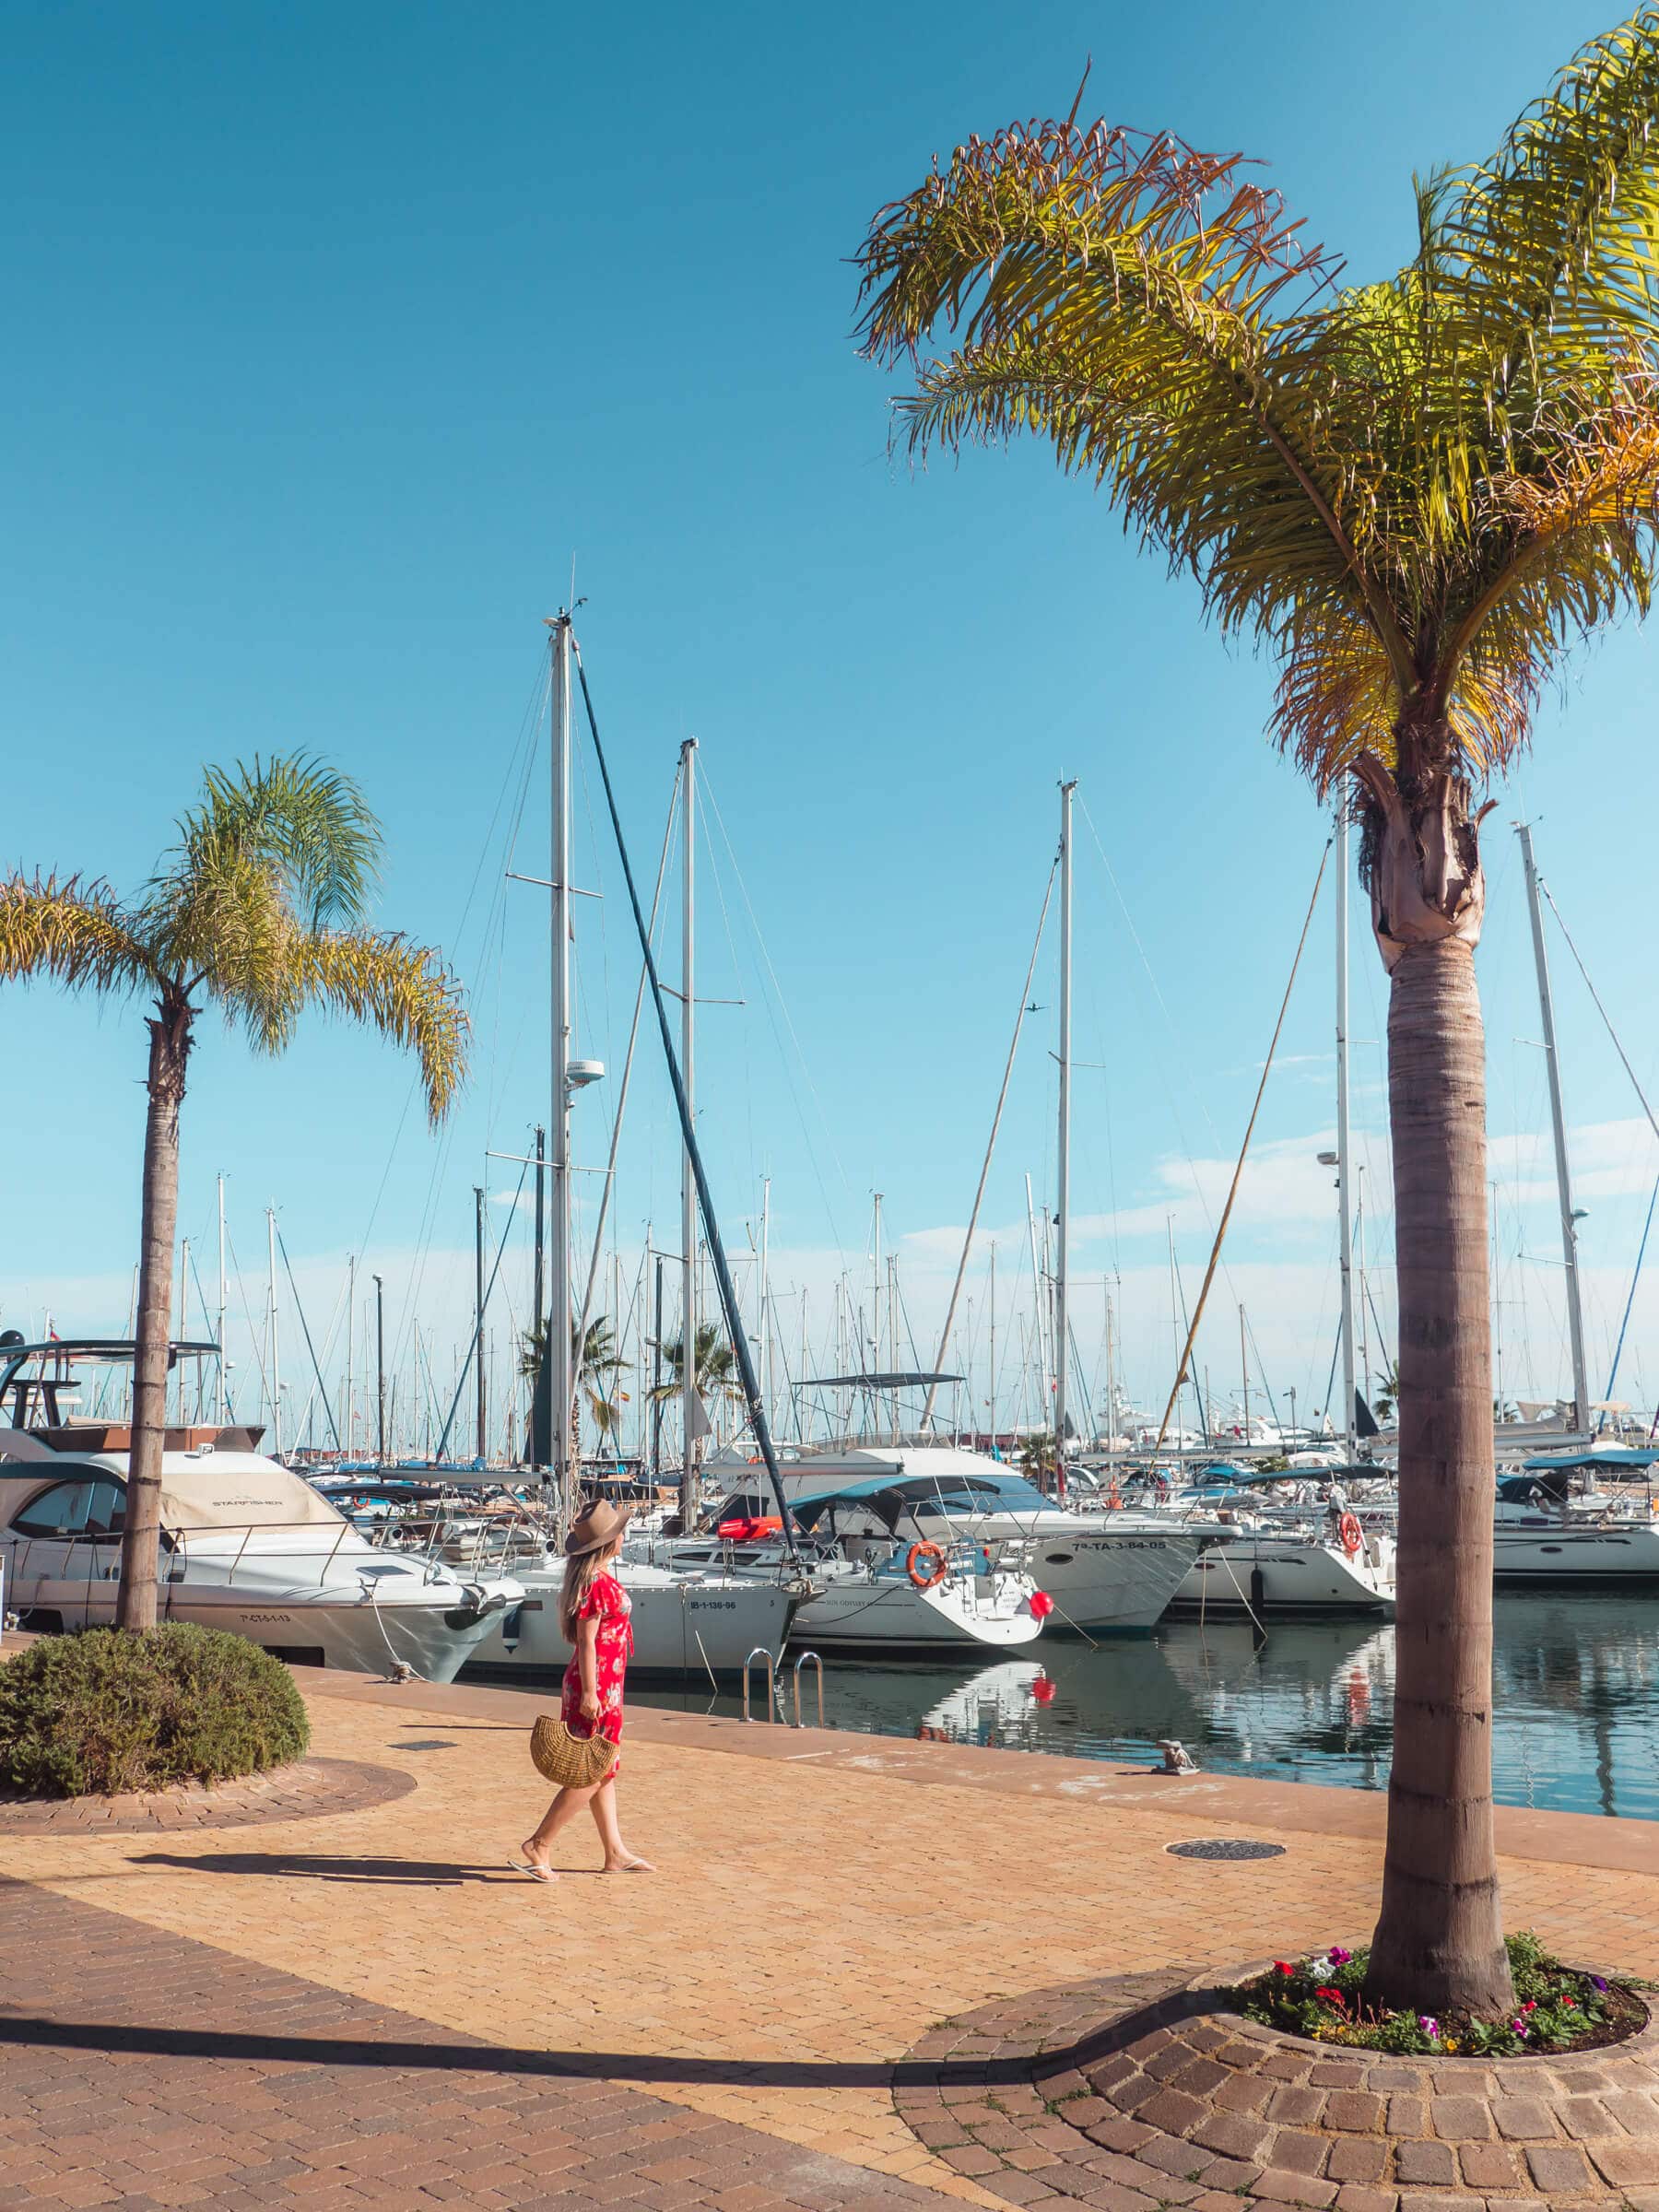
907,1539 -> 948,1590
1338,1512 -> 1364,1559
1107,1483 -> 1124,1510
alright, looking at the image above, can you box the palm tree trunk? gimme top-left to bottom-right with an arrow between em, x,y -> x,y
117,996 -> 192,1632
1356,757 -> 1512,2017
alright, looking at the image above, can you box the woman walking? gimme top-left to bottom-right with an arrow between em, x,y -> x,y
518,1500 -> 655,1881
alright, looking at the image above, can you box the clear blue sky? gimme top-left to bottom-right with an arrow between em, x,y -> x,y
5,0 -> 1656,1441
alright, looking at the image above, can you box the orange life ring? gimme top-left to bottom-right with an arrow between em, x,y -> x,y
907,1539 -> 948,1590
1107,1481 -> 1124,1510
1338,1512 -> 1364,1559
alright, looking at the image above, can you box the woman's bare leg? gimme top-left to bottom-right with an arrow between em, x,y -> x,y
590,1775 -> 655,1872
522,1783 -> 597,1879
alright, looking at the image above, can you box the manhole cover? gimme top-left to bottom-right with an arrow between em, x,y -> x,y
1165,1838 -> 1286,1862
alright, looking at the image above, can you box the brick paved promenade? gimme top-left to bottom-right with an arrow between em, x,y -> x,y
2,1637 -> 1656,2208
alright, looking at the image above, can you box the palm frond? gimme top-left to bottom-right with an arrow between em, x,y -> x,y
172,754 -> 382,932
0,875 -> 155,996
1428,10 -> 1659,424
855,114 -> 1415,688
288,928 -> 468,1124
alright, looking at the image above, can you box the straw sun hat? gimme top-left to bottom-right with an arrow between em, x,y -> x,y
562,1498 -> 635,1557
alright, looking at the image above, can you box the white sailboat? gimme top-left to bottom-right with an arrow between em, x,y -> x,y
460,617 -> 799,1679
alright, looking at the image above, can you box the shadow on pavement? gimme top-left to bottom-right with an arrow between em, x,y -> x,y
0,2012 -> 1017,2088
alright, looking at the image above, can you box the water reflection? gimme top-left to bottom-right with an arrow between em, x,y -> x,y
634,1592 -> 1659,1821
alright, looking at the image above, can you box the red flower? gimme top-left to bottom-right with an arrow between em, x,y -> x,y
1314,1987 -> 1347,2009
1523,1999 -> 1537,2012
1274,1962 -> 1296,1976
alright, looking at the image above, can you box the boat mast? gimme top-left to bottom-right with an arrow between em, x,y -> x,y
215,1175 -> 227,1424
678,736 -> 698,1528
1517,821 -> 1591,1437
988,1240 -> 997,1447
532,1123 -> 546,1366
473,1188 -> 487,1464
550,616 -> 576,1514
1055,779 -> 1075,1467
1335,799 -> 1359,1456
1241,1302 -> 1249,1443
373,1271 -> 386,1462
758,1175 -> 771,1435
177,1238 -> 189,1427
345,1253 -> 356,1458
1024,1173 -> 1047,1451
266,1206 -> 282,1458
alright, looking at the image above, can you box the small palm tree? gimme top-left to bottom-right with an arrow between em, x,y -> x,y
1374,1362 -> 1403,1424
857,17 -> 1659,2013
0,757 -> 467,1630
649,1319 -> 743,1467
519,1314 -> 625,1456
1017,1430 -> 1059,1487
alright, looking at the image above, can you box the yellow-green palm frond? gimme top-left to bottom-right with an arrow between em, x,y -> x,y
168,754 -> 382,932
1271,604 -> 1536,794
288,929 -> 469,1124
144,842 -> 300,1051
1428,10 -> 1659,426
854,115 -> 1415,687
0,874 -> 156,996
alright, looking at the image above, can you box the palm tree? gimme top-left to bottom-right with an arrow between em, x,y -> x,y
0,757 -> 467,1631
649,1319 -> 744,1480
1018,1430 -> 1059,1488
1374,1361 -> 1403,1425
856,17 -> 1659,2013
519,1314 -> 625,1457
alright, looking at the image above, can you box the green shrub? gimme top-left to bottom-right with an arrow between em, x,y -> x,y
0,1624 -> 310,1796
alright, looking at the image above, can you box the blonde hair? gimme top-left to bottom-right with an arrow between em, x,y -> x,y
558,1535 -> 621,1641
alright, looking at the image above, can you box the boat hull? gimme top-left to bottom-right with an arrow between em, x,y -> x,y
1166,1535 -> 1395,1618
464,1572 -> 799,1679
1492,1523 -> 1659,1583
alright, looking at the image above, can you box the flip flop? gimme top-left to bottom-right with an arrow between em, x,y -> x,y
508,1857 -> 556,1883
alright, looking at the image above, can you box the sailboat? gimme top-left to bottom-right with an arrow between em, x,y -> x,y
458,615 -> 805,1680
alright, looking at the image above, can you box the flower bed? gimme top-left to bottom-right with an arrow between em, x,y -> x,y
1224,1931 -> 1645,2057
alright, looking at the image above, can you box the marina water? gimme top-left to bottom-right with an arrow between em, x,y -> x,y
634,1589 -> 1659,1822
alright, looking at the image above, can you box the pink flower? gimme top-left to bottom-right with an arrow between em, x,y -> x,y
1418,2017 -> 1441,2040
1327,1947 -> 1353,1966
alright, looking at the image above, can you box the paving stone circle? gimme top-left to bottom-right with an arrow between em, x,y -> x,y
1166,1837 -> 1288,1861
896,1959 -> 1659,2209
0,1753 -> 415,1833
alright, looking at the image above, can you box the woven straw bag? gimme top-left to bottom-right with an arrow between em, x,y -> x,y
529,1713 -> 618,1789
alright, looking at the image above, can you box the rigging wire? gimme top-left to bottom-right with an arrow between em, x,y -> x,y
1153,838 -> 1332,1453
921,859 -> 1058,1430
570,629 -> 801,1562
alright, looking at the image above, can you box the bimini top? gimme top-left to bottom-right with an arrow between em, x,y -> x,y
1523,1447 -> 1659,1472
787,1469 -> 1053,1532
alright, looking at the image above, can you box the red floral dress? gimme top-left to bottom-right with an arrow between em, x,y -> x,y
561,1571 -> 632,1776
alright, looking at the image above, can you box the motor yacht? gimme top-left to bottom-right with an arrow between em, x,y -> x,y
703,1443 -> 1206,1633
0,1336 -> 522,1680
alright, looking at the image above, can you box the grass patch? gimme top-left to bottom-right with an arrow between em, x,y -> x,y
0,1624 -> 309,1796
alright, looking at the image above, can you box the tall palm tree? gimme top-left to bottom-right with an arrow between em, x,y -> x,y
519,1314 -> 625,1456
0,757 -> 467,1631
856,16 -> 1659,2012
